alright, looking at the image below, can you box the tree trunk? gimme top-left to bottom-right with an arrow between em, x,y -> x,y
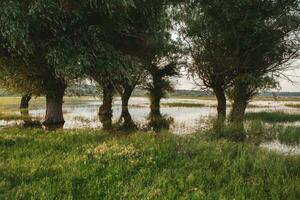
20,94 -> 31,110
119,87 -> 136,129
215,87 -> 226,121
20,94 -> 32,125
43,81 -> 66,127
150,94 -> 161,117
230,99 -> 248,123
99,83 -> 114,130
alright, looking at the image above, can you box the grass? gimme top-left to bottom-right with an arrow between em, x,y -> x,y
245,121 -> 300,145
0,128 -> 300,199
0,113 -> 30,121
285,104 -> 300,109
278,126 -> 300,146
161,102 -> 205,107
245,111 -> 300,123
171,95 -> 300,102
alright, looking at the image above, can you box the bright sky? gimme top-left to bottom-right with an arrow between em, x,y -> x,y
174,59 -> 300,92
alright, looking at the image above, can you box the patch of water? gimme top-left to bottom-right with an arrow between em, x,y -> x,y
260,141 -> 300,155
1,97 -> 300,155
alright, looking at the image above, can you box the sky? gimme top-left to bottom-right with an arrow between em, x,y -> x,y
174,59 -> 300,92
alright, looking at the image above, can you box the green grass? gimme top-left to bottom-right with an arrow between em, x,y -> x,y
285,104 -> 300,109
245,111 -> 300,123
278,126 -> 300,146
0,128 -> 299,199
0,113 -> 30,121
171,95 -> 300,102
161,102 -> 205,107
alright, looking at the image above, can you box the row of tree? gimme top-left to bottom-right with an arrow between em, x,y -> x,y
0,1 -> 299,134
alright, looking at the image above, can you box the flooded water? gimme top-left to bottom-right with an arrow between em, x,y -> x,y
0,97 -> 217,134
260,141 -> 300,155
1,97 -> 300,132
0,97 -> 300,154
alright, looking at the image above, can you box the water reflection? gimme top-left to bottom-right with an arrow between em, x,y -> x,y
20,109 -> 42,128
2,97 -> 300,134
260,141 -> 300,155
116,109 -> 137,130
147,113 -> 174,133
1,97 -> 300,154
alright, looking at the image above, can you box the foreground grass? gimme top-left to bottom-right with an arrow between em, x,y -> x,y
0,128 -> 299,199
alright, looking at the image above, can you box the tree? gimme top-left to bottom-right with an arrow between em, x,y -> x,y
66,0 -> 176,130
116,62 -> 145,129
0,0 -> 73,126
181,0 -> 300,126
0,0 -> 138,128
178,2 -> 233,121
144,62 -> 179,118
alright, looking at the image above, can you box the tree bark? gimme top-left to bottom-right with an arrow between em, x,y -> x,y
43,81 -> 66,126
20,94 -> 31,110
230,99 -> 248,123
19,94 -> 32,125
118,87 -> 136,129
150,94 -> 161,117
215,87 -> 226,121
99,83 -> 114,130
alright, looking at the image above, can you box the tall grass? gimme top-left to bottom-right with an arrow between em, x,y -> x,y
245,111 -> 300,123
285,104 -> 300,109
161,102 -> 205,107
0,128 -> 299,199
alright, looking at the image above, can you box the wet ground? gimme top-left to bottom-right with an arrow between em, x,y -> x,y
0,97 -> 300,154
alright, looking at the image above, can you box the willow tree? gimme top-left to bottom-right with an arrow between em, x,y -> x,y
181,0 -> 300,125
1,0 -> 140,128
116,61 -> 145,129
117,0 -> 181,120
0,0 -> 78,126
178,2 -> 234,121
228,1 -> 300,123
65,0 -> 177,130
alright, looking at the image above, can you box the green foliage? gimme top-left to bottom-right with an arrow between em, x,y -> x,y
0,128 -> 299,199
180,0 -> 300,122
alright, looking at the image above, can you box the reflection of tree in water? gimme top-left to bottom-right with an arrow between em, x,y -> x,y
20,110 -> 42,128
98,83 -> 114,130
147,111 -> 174,133
117,108 -> 137,131
19,94 -> 42,128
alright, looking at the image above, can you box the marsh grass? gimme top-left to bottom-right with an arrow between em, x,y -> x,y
277,126 -> 300,146
285,104 -> 300,109
209,118 -> 300,146
0,128 -> 299,199
161,102 -> 205,107
0,113 -> 30,121
171,95 -> 300,102
246,122 -> 300,146
245,111 -> 300,123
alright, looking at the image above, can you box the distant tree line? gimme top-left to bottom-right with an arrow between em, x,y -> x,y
0,0 -> 299,135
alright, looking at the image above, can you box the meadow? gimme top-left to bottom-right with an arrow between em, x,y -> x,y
0,128 -> 299,200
